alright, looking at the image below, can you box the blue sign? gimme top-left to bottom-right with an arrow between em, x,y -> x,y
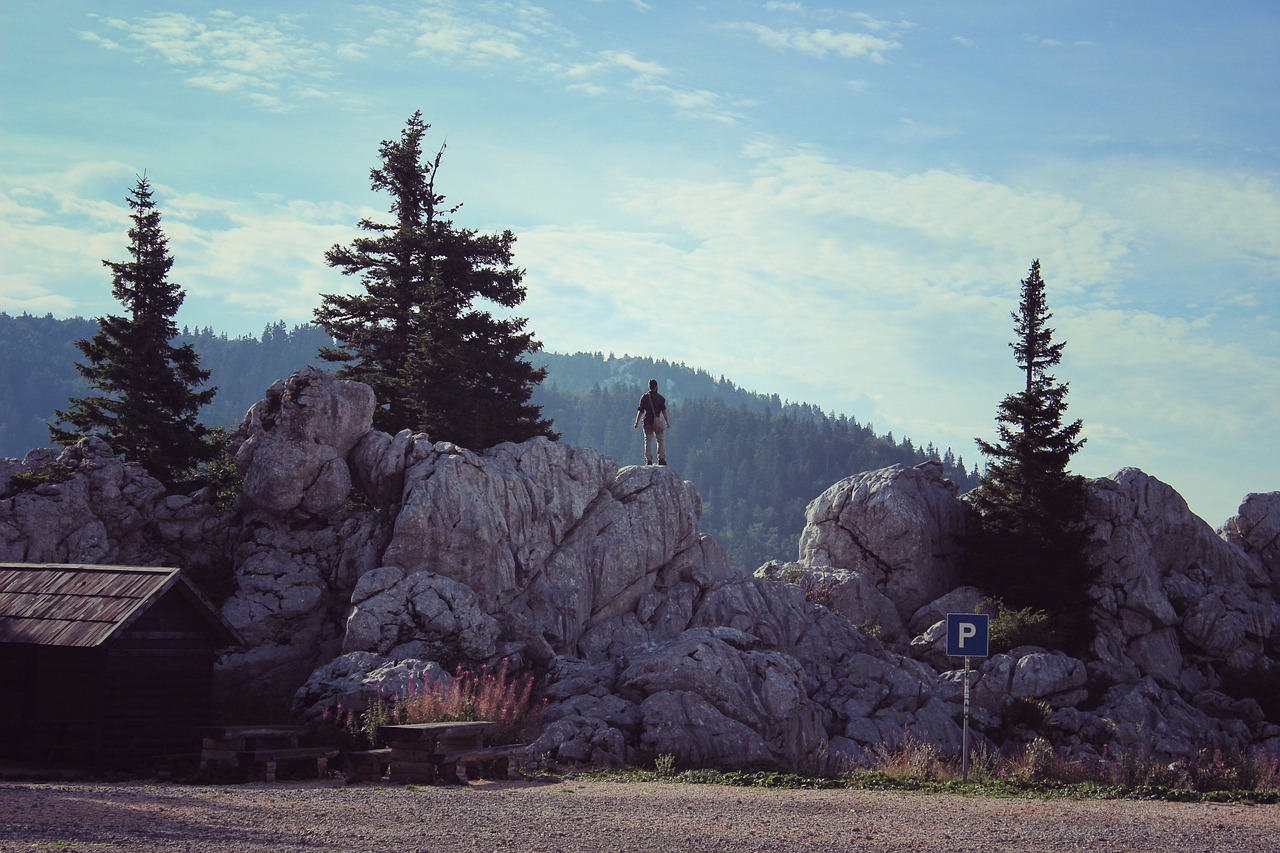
946,613 -> 990,658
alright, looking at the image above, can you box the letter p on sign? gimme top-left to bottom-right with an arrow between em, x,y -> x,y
946,613 -> 990,658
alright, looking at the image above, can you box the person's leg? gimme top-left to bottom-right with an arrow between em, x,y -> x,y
643,427 -> 654,464
655,427 -> 666,465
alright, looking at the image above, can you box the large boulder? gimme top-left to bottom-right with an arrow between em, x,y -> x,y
231,367 -> 376,519
1222,491 -> 1280,585
796,461 -> 965,642
1088,469 -> 1278,680
215,510 -> 393,693
377,439 -> 732,664
342,566 -> 502,662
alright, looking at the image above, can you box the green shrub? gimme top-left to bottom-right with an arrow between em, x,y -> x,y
979,597 -> 1077,652
4,460 -> 76,496
780,565 -> 841,610
1003,695 -> 1053,734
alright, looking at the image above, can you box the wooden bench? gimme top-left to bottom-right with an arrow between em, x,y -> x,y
236,746 -> 338,783
346,748 -> 392,782
436,744 -> 527,783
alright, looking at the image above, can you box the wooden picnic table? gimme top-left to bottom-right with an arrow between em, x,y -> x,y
380,721 -> 497,784
196,724 -> 335,782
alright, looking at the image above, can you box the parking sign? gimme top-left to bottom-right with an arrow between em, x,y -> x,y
946,613 -> 990,658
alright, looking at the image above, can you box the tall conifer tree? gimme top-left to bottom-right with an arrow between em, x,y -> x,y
315,112 -> 556,447
51,176 -> 217,484
968,260 -> 1093,639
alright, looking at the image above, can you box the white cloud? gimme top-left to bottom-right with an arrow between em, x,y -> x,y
77,30 -> 120,50
730,22 -> 901,61
412,21 -> 526,62
0,165 -> 358,333
553,50 -> 748,123
85,11 -> 335,113
512,139 -> 1279,525
0,165 -> 137,317
81,3 -> 753,125
156,193 -> 366,331
516,143 -> 1136,415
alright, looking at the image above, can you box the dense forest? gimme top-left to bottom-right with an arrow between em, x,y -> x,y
0,312 -> 979,571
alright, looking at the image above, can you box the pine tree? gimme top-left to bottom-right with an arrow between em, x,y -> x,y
315,112 -> 556,447
51,176 -> 217,484
967,260 -> 1093,643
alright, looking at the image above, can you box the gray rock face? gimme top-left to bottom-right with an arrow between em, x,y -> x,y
378,439 -> 726,665
1223,491 -> 1280,585
293,651 -> 453,722
796,461 -> 965,643
343,566 -> 501,662
215,511 -> 392,693
232,367 -> 375,519
0,438 -> 167,565
1089,469 -> 1277,678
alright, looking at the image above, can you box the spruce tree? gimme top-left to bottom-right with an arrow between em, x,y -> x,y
315,111 -> 556,447
51,176 -> 217,484
968,260 -> 1093,644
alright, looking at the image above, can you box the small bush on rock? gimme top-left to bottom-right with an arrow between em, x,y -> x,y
980,597 -> 1076,653
4,461 -> 76,497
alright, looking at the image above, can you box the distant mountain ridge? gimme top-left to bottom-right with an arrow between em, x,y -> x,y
0,312 -> 978,569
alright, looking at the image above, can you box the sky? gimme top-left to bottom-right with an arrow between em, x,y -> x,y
1,2 -> 1277,528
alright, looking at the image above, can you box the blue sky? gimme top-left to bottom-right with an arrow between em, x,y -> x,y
2,1 -> 1277,527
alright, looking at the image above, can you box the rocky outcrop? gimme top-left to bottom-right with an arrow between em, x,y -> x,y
779,461 -> 966,645
902,468 -> 1280,759
3,367 -> 1278,770
231,367 -> 376,520
0,439 -> 168,565
214,370 -> 966,767
0,437 -> 235,574
1223,491 -> 1280,585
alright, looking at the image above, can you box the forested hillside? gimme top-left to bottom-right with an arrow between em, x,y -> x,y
0,313 -> 978,570
0,314 -> 335,451
533,352 -> 978,568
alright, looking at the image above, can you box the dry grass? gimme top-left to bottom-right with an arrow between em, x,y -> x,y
856,731 -> 1280,795
330,657 -> 544,748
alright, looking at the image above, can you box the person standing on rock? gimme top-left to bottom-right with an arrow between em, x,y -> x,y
632,378 -> 671,465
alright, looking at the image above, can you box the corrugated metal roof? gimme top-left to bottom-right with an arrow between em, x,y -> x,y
0,563 -> 240,648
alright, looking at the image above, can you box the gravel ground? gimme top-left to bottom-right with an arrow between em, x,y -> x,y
1,778 -> 1277,852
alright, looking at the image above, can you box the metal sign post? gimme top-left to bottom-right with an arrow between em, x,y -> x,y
962,655 -> 971,782
946,614 -> 990,784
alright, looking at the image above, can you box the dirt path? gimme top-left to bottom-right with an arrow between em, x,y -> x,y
1,778 -> 1277,852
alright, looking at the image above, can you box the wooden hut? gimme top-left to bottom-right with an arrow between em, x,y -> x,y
0,563 -> 241,769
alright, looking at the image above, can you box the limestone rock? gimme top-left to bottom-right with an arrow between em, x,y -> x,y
231,367 -> 375,519
1089,469 -> 1278,679
379,440 -> 729,664
8,365 -> 1280,770
342,566 -> 501,662
348,429 -> 429,508
0,438 -> 167,565
755,562 -> 905,641
797,461 -> 965,639
216,510 -> 393,693
1223,491 -> 1280,584
293,651 -> 453,720
909,586 -> 985,637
